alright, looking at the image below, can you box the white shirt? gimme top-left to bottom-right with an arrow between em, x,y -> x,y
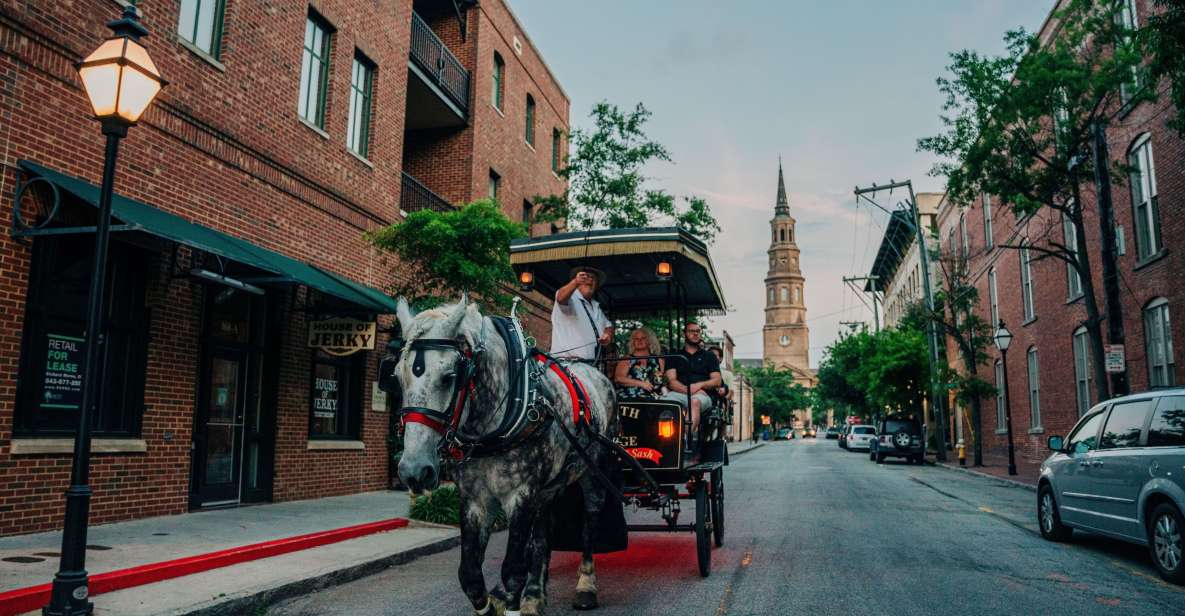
550,288 -> 611,360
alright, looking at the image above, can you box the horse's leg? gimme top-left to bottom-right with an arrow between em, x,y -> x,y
521,501 -> 554,616
499,503 -> 537,615
572,474 -> 602,611
459,494 -> 496,615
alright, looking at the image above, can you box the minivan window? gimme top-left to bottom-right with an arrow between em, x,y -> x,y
854,426 -> 875,435
1100,400 -> 1153,449
1066,410 -> 1104,452
1149,396 -> 1185,447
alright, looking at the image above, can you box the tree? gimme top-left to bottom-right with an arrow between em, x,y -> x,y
918,0 -> 1150,403
742,365 -> 812,428
367,199 -> 525,308
1145,0 -> 1185,136
814,330 -> 875,421
862,326 -> 930,420
535,102 -> 721,243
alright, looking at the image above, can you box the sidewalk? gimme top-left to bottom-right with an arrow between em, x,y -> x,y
727,440 -> 764,456
0,490 -> 458,616
937,451 -> 1041,491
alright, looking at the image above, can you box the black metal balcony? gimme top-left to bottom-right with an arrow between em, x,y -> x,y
401,172 -> 455,214
408,11 -> 469,124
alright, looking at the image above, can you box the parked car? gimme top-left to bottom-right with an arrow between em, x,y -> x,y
838,424 -> 851,449
804,427 -> 817,438
825,427 -> 839,439
1038,390 -> 1185,584
871,416 -> 925,464
846,426 -> 876,451
776,427 -> 793,440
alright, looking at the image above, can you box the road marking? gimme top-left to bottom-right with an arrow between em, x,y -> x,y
716,548 -> 754,615
978,506 -> 994,513
740,549 -> 753,567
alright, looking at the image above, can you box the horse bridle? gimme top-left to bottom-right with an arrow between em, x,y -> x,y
396,338 -> 479,453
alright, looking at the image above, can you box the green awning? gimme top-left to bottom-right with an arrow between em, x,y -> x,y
19,160 -> 399,314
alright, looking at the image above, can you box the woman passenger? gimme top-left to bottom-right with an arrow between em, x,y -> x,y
614,327 -> 665,399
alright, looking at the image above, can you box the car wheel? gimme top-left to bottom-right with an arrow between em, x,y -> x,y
1149,503 -> 1185,584
1037,484 -> 1073,542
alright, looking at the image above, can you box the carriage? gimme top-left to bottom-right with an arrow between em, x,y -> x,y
510,227 -> 730,577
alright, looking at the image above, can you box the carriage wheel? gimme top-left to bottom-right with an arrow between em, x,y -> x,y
711,468 -> 724,547
695,477 -> 712,577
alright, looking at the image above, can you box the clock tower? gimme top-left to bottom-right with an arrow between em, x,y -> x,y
762,161 -> 813,385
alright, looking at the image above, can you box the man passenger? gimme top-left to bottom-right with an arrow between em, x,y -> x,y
550,267 -> 614,361
662,322 -> 722,437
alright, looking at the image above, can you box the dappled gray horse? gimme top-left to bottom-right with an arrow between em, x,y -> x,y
394,297 -> 617,616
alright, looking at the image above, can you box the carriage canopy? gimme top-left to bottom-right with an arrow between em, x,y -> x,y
510,227 -> 727,316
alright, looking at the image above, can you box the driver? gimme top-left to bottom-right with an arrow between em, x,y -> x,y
550,266 -> 614,360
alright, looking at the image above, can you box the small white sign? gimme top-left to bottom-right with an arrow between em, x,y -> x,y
1105,344 -> 1126,373
372,382 -> 388,412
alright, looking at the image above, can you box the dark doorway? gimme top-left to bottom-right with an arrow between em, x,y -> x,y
191,287 -> 275,507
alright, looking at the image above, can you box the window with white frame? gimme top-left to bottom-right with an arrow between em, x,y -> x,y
298,13 -> 332,128
1117,0 -> 1143,105
492,52 -> 505,110
1027,347 -> 1041,429
982,192 -> 993,248
988,267 -> 999,329
1020,240 -> 1035,321
1073,326 -> 1091,416
995,359 -> 1006,431
1063,211 -> 1082,299
1145,298 -> 1175,387
346,52 -> 375,158
960,214 -> 969,258
178,0 -> 226,58
1128,134 -> 1161,259
780,287 -> 788,303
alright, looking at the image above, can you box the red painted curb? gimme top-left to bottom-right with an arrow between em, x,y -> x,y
0,517 -> 409,616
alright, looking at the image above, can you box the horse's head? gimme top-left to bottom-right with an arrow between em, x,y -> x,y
393,295 -> 483,494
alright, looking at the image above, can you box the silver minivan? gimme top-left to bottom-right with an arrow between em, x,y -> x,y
1038,389 -> 1185,584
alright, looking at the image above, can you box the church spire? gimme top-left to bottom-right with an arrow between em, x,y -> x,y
775,158 -> 790,217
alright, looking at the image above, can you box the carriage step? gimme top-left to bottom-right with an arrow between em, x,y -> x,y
627,524 -> 696,532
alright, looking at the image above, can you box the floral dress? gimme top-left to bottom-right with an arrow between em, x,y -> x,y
617,356 -> 662,399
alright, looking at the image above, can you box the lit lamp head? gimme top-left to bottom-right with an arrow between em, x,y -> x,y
77,3 -> 166,133
656,260 -> 673,281
518,270 -> 535,292
993,320 -> 1013,352
657,409 -> 675,439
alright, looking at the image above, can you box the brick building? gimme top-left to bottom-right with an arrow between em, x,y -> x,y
938,0 -> 1183,468
0,0 -> 567,536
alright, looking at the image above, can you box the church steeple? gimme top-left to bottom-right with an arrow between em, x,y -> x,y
775,158 -> 791,217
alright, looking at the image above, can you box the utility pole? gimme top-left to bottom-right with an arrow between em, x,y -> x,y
1091,121 -> 1129,398
842,275 -> 881,331
854,180 -> 948,462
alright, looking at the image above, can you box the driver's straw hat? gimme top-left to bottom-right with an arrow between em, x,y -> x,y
568,266 -> 606,289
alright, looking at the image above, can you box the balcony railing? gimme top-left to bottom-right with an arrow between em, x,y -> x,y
410,12 -> 470,115
401,172 -> 455,214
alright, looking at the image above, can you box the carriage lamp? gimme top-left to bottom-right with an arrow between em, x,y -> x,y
658,410 -> 676,439
518,270 -> 535,292
77,4 -> 166,128
656,261 -> 673,281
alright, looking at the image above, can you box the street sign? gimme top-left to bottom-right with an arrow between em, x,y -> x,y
846,416 -> 861,425
1105,344 -> 1125,373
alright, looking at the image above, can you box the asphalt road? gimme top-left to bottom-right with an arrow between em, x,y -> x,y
269,439 -> 1185,616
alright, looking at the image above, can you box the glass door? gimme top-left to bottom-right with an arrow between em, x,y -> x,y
196,349 -> 248,505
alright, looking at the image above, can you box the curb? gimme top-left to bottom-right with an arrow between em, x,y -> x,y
183,532 -> 462,616
935,462 -> 1038,492
727,442 -> 765,456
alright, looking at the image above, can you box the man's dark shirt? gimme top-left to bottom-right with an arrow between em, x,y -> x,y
669,346 -> 721,387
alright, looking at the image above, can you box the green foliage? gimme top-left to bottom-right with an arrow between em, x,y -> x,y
741,365 -> 812,427
409,484 -> 507,530
367,200 -> 525,308
1145,0 -> 1185,136
814,323 -> 931,423
535,102 -> 721,243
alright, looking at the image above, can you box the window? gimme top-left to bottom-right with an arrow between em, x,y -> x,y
1128,135 -> 1161,259
780,287 -> 788,302
788,228 -> 794,242
522,200 -> 533,236
780,228 -> 786,242
994,360 -> 1006,431
982,192 -> 993,248
15,237 -> 150,436
1052,87 -> 1070,152
1027,347 -> 1041,428
1148,396 -> 1185,447
309,350 -> 364,439
488,169 -> 500,202
298,13 -> 333,128
1073,327 -> 1092,417
346,52 -> 375,157
525,95 -> 535,146
768,288 -> 775,305
1145,298 -> 1175,386
1063,211 -> 1082,299
492,52 -> 505,110
1067,409 -> 1104,453
988,267 -> 999,329
1020,240 -> 1034,321
177,0 -> 226,57
551,128 -> 562,172
1117,0 -> 1143,105
793,287 -> 800,303
959,214 -> 969,258
1100,400 -> 1152,449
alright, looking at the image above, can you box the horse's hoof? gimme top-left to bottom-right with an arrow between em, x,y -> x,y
572,591 -> 598,610
521,596 -> 546,616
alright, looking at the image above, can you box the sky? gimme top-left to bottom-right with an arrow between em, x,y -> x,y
511,0 -> 1053,365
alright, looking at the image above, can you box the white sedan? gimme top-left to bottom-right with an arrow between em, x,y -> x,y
845,425 -> 877,451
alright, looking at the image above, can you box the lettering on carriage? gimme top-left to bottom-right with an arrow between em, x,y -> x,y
619,405 -> 641,420
626,447 -> 663,463
616,435 -> 638,447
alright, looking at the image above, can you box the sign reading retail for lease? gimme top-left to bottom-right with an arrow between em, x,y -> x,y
42,333 -> 85,410
1105,344 -> 1126,373
308,318 -> 376,356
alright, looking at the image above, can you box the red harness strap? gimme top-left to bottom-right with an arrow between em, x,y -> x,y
534,354 -> 590,425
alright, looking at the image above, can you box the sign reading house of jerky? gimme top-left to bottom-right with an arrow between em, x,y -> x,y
308,318 -> 377,356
